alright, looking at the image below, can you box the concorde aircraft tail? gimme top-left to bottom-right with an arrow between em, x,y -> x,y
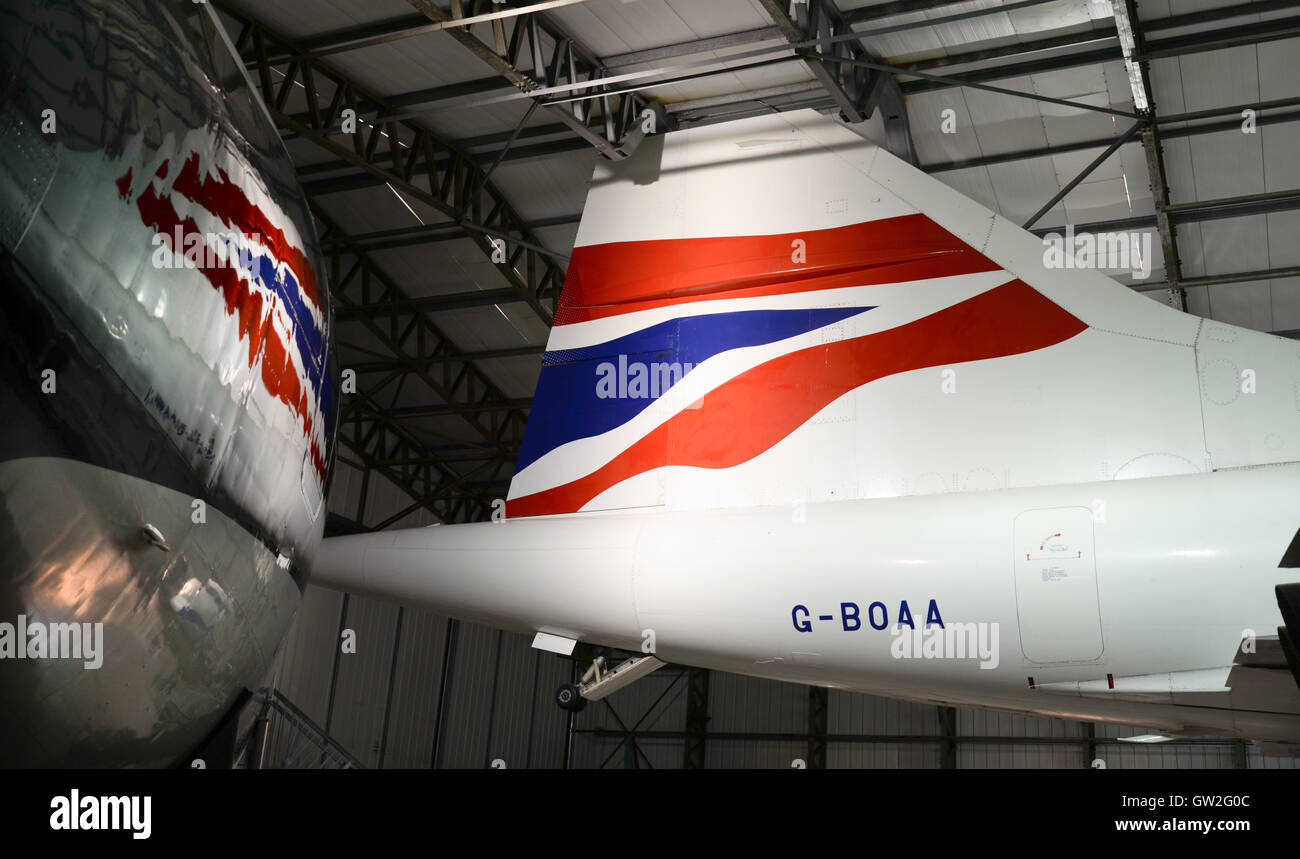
503,108 -> 1300,518
313,109 -> 1300,742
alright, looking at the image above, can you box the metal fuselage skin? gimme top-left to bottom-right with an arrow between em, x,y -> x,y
0,0 -> 336,766
318,464 -> 1300,741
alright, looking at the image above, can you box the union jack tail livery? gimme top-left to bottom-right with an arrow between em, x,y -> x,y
506,109 -> 1297,518
316,110 -> 1300,744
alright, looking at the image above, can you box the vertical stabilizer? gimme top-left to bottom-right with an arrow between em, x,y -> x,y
506,109 -> 1300,517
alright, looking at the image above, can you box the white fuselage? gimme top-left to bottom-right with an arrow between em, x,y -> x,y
314,463 -> 1300,742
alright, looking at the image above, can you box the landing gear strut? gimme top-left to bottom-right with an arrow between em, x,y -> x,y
553,652 -> 666,711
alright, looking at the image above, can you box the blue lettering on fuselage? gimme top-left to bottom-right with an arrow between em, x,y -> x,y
792,599 -> 944,632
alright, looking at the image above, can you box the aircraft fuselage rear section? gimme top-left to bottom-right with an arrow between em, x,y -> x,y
315,463 -> 1300,742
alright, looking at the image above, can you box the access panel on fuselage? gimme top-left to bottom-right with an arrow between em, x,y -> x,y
1013,507 -> 1104,664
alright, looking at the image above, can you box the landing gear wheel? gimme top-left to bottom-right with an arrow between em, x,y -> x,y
555,683 -> 587,712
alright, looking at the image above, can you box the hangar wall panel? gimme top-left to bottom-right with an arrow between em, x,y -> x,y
830,742 -> 942,768
261,594 -> 1300,770
829,690 -> 940,736
328,596 -> 401,768
437,622 -> 502,768
377,608 -> 450,768
570,669 -> 688,769
268,584 -> 344,724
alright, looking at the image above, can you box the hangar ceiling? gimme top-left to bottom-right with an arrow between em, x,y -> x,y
210,0 -> 1300,528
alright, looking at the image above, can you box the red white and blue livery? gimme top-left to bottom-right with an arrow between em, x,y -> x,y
0,0 -> 337,767
319,109 -> 1300,745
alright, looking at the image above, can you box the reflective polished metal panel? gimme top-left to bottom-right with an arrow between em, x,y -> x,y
0,0 -> 338,766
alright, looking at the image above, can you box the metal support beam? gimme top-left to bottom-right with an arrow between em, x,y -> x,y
1117,0 -> 1186,310
264,0 -> 1049,65
1163,188 -> 1300,223
758,0 -> 916,162
684,668 -> 710,769
759,0 -> 865,123
245,692 -> 272,770
319,214 -> 579,255
819,52 -> 1141,120
340,398 -> 532,422
482,628 -> 505,769
525,650 -> 541,769
317,205 -> 530,521
593,669 -> 684,769
336,288 -> 538,318
939,706 -> 957,769
259,1 -> 1293,147
666,82 -> 829,115
582,728 -> 1257,748
927,104 -> 1300,175
562,660 -> 578,769
404,0 -> 669,161
842,0 -> 1059,26
355,460 -> 372,528
348,345 -> 544,373
1030,214 -> 1158,238
430,618 -> 459,769
261,0 -> 1292,72
321,593 -> 351,765
808,686 -> 829,769
900,46 -> 1123,95
256,0 -> 603,63
215,0 -> 566,329
1146,0 -> 1300,33
1022,121 -> 1146,229
1143,124 -> 1184,309
334,392 -> 504,524
872,72 -> 916,166
1132,265 -> 1300,298
298,4 -> 1124,140
897,5 -> 1300,95
339,448 -> 508,468
1143,13 -> 1300,60
603,27 -> 783,68
298,139 -> 589,195
928,135 -> 1136,173
895,24 -> 1118,75
1178,265 -> 1300,288
310,0 -> 1076,125
376,607 -> 405,768
596,697 -> 657,770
